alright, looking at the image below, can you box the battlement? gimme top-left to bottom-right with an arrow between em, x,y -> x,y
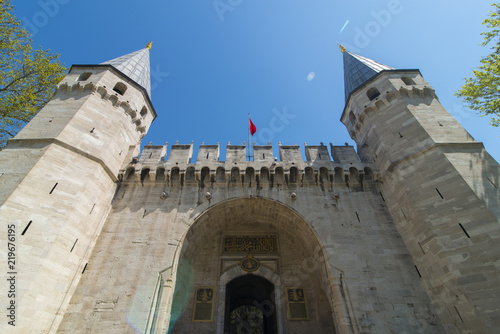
120,142 -> 379,187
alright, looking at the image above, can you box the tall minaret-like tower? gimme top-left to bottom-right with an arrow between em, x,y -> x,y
340,46 -> 500,333
0,43 -> 156,333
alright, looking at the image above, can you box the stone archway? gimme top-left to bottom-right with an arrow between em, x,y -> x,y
157,197 -> 341,333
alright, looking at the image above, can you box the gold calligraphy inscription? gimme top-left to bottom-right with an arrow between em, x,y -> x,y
285,287 -> 309,320
223,235 -> 277,254
192,287 -> 214,322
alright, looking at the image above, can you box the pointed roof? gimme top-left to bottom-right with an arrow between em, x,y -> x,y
101,47 -> 151,97
343,50 -> 394,101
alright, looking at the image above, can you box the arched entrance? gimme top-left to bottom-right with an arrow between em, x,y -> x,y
158,197 -> 339,334
225,275 -> 277,334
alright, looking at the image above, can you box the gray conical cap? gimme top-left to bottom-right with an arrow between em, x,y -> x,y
101,47 -> 151,97
343,51 -> 393,101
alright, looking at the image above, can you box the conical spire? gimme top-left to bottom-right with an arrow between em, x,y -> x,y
101,45 -> 151,97
343,50 -> 393,101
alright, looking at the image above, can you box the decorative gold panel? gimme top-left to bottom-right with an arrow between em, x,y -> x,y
223,235 -> 277,254
192,287 -> 214,322
285,287 -> 309,320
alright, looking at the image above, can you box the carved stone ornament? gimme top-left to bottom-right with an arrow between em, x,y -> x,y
240,254 -> 260,272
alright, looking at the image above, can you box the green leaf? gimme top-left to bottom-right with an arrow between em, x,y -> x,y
0,0 -> 66,149
456,3 -> 500,128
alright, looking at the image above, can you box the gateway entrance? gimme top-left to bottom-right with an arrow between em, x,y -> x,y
224,275 -> 277,334
161,198 -> 338,333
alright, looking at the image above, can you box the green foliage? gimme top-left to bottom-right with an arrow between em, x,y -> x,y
456,3 -> 500,127
0,0 -> 66,148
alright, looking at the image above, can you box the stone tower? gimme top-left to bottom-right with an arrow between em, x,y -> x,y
341,48 -> 500,332
0,44 -> 156,333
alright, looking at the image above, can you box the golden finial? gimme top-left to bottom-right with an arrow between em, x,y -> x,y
146,41 -> 153,50
338,43 -> 346,53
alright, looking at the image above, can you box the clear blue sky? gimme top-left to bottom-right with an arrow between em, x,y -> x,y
13,0 -> 500,162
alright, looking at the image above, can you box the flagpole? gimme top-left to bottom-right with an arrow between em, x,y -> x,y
248,113 -> 251,161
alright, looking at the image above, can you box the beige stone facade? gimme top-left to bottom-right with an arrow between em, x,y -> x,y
0,48 -> 499,333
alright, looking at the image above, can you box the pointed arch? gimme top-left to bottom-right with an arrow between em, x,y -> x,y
147,197 -> 354,334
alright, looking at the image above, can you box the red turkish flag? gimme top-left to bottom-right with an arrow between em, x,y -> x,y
249,118 -> 257,136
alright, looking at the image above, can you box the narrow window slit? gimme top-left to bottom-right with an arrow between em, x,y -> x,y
50,183 -> 58,194
122,190 -> 126,198
487,178 -> 497,189
399,132 -> 403,138
82,263 -> 88,274
206,153 -> 209,159
263,153 -> 265,159
143,209 -> 147,218
90,128 -> 94,133
355,212 -> 360,222
401,209 -> 407,220
436,188 -> 444,199
415,265 -> 422,278
379,192 -> 385,202
459,223 -> 471,238
21,221 -> 32,236
454,306 -> 464,323
418,242 -> 425,255
70,239 -> 78,252
89,204 -> 95,214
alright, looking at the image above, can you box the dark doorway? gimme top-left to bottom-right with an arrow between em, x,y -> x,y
224,275 -> 277,334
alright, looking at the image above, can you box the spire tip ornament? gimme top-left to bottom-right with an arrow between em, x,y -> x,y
338,43 -> 346,53
146,41 -> 153,50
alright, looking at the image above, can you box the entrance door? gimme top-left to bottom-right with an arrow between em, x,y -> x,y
224,275 -> 277,334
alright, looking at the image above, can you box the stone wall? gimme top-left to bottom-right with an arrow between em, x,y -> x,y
57,143 -> 444,333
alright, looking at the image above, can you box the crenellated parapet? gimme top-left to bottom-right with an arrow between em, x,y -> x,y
120,142 -> 379,188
